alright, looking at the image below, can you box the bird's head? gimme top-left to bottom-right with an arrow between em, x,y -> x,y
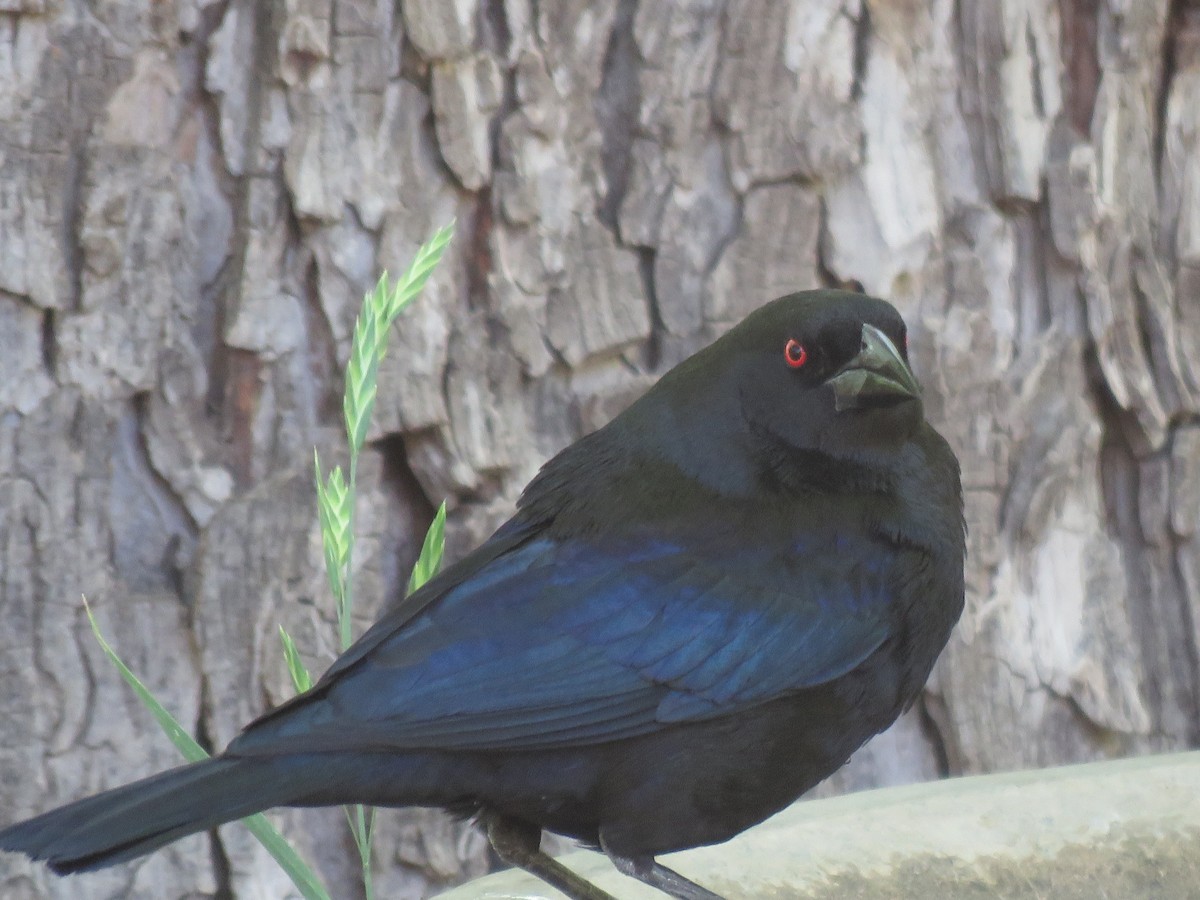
621,291 -> 927,495
727,290 -> 923,453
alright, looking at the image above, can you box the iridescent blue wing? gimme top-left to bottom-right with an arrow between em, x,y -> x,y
230,524 -> 895,754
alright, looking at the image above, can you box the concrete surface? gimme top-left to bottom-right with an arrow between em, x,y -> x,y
441,751 -> 1200,898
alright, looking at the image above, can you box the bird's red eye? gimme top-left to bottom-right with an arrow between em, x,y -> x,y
784,339 -> 808,369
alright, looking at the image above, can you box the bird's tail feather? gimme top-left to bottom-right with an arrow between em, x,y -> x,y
0,756 -> 299,874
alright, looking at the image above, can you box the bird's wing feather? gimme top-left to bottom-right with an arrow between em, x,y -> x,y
230,524 -> 895,755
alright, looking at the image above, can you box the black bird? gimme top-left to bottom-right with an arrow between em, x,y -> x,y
0,291 -> 965,900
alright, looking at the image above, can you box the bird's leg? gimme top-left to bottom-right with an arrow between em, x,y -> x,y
485,814 -> 617,900
604,850 -> 726,900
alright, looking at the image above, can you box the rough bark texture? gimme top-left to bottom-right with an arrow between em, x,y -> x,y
0,0 -> 1197,897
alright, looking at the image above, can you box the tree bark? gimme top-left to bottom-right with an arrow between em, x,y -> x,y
1,0 -> 1197,897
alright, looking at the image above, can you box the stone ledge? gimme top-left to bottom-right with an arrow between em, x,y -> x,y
441,751 -> 1200,898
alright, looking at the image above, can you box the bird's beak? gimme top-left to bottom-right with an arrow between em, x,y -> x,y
827,324 -> 921,412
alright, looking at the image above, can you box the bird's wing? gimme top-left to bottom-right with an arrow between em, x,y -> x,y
229,523 -> 897,755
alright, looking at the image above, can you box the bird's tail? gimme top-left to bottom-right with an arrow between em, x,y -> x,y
0,756 -> 300,874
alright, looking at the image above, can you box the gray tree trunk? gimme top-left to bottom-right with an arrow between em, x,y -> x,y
1,0 -> 1197,897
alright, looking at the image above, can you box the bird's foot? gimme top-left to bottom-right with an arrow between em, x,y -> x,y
604,850 -> 726,900
486,814 -> 617,900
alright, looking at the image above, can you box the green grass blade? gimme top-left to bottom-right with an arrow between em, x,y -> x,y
279,626 -> 313,694
407,501 -> 447,596
314,451 -> 346,603
240,815 -> 331,900
383,222 -> 455,323
344,302 -> 381,456
300,223 -> 455,899
322,466 -> 352,570
82,597 -> 331,900
83,597 -> 208,764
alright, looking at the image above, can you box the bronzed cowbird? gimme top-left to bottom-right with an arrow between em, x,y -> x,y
0,290 -> 965,899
